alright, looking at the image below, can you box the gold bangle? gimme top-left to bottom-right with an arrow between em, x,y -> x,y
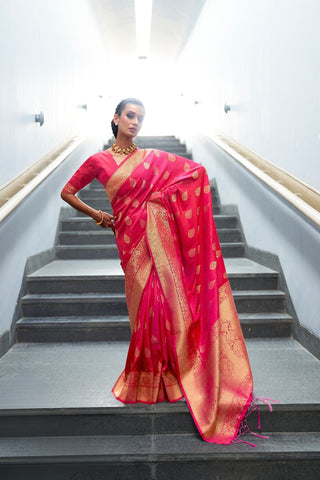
95,210 -> 104,225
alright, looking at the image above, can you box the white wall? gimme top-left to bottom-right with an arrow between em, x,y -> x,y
177,0 -> 320,190
0,0 -> 110,346
175,0 -> 320,338
190,136 -> 320,338
0,138 -> 102,348
0,0 -> 107,187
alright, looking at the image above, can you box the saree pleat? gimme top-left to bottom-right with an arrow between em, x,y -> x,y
108,148 -> 253,444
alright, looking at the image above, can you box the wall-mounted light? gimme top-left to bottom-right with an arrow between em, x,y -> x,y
224,104 -> 231,114
35,111 -> 44,126
80,104 -> 88,110
135,0 -> 153,58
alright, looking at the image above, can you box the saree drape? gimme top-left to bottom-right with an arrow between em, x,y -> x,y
105,148 -> 253,445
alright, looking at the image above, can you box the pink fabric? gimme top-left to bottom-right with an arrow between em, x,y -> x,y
63,147 -> 254,444
106,148 -> 254,444
61,150 -> 119,194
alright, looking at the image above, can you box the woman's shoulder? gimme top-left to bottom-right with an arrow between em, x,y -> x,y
89,149 -> 112,162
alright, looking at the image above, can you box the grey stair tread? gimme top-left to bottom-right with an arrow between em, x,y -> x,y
17,313 -> 293,325
15,313 -> 293,342
17,316 -> 130,325
238,312 -> 293,321
22,293 -> 126,302
234,290 -> 285,298
56,243 -> 244,249
29,258 -> 277,279
225,258 -> 278,276
0,339 -> 319,411
59,231 -> 114,236
60,229 -> 114,237
58,228 -> 241,236
219,242 -> 245,247
136,135 -> 178,140
29,259 -> 122,278
22,290 -> 284,302
56,245 -> 118,250
74,197 -> 111,203
0,433 -> 319,461
61,213 -> 238,221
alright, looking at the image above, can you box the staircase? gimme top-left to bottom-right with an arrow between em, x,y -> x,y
0,136 -> 319,478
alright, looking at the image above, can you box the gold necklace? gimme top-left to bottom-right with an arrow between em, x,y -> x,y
112,142 -> 137,155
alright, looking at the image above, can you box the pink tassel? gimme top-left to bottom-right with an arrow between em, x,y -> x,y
254,396 -> 279,413
233,439 -> 257,447
231,394 -> 278,447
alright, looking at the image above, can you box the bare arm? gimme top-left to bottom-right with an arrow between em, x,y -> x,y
60,191 -> 115,229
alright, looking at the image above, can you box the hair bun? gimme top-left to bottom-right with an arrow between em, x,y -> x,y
111,119 -> 118,138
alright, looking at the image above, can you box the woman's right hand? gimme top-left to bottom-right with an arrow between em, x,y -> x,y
93,210 -> 116,231
60,191 -> 116,233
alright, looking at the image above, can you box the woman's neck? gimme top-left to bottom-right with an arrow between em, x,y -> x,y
114,134 -> 135,148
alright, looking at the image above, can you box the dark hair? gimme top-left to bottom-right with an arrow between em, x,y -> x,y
111,98 -> 145,138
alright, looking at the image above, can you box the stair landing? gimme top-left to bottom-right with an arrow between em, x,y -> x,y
27,257 -> 277,278
0,338 -> 319,410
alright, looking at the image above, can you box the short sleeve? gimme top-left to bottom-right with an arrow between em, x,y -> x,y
61,156 -> 97,194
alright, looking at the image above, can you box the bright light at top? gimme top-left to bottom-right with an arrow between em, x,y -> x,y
134,0 -> 153,58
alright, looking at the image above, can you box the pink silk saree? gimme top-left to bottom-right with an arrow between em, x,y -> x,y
105,148 -> 253,445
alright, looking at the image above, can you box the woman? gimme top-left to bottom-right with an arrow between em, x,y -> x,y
61,98 -> 255,444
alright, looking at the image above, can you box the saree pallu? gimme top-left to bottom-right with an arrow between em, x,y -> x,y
106,148 -> 253,444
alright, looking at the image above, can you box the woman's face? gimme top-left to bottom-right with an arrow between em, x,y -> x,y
115,103 -> 145,139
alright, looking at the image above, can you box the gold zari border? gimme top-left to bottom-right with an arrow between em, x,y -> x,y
106,149 -> 151,202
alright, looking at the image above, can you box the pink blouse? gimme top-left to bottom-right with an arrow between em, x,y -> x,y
61,149 -> 133,194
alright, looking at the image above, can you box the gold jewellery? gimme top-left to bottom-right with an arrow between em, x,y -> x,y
112,142 -> 137,155
95,210 -> 104,225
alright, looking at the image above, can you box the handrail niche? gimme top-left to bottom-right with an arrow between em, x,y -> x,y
0,134 -> 84,223
209,133 -> 320,228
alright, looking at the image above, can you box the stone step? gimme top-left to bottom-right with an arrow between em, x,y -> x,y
76,209 -> 113,217
16,316 -> 132,342
0,432 -> 319,480
21,293 -> 128,317
27,275 -> 125,293
106,139 -> 189,151
55,244 -> 119,259
21,290 -> 286,317
57,228 -> 243,246
136,135 -> 182,144
58,230 -> 116,246
0,339 -> 319,437
26,272 -> 279,294
141,145 -> 189,155
78,189 -> 110,200
59,214 -> 239,231
15,312 -> 294,343
73,198 -> 112,211
76,193 -> 223,215
26,258 -> 280,293
55,243 -> 245,259
26,261 -> 279,294
106,135 -> 181,147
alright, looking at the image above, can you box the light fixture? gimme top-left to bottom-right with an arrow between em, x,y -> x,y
134,0 -> 153,58
35,112 -> 44,126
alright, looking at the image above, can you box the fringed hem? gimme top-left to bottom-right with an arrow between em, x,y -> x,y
231,395 -> 279,447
